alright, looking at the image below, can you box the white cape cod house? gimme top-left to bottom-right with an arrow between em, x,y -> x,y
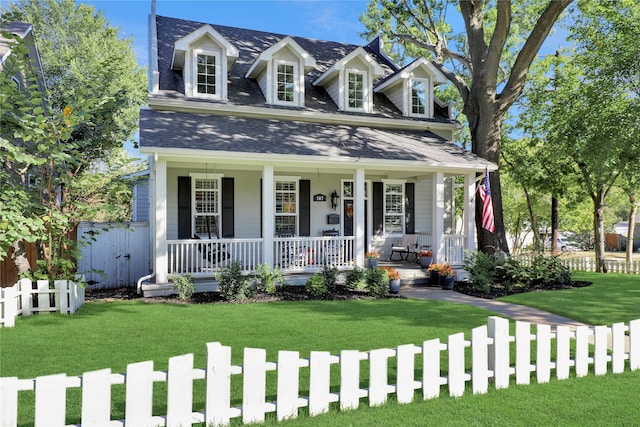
138,9 -> 497,291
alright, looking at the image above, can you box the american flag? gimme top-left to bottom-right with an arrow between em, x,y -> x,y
478,168 -> 495,233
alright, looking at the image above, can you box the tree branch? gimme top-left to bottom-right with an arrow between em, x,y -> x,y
459,0 -> 487,71
485,0 -> 512,91
499,0 -> 573,112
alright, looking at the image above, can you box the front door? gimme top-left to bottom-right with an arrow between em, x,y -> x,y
342,180 -> 370,252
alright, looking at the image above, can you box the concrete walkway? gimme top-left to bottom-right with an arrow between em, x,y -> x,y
400,284 -> 630,352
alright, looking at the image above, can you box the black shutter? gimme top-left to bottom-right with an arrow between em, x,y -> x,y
177,176 -> 192,239
221,177 -> 234,238
373,182 -> 383,236
299,179 -> 311,236
259,179 -> 263,238
405,182 -> 415,234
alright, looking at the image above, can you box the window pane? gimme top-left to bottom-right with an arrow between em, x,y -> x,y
196,54 -> 216,95
275,216 -> 296,235
385,216 -> 403,234
277,63 -> 295,102
411,80 -> 426,114
385,194 -> 403,214
195,216 -> 219,236
348,72 -> 364,109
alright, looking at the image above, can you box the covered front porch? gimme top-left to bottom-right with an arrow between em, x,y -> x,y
147,155 -> 480,287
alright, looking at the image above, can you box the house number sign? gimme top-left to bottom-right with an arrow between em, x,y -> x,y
313,194 -> 327,202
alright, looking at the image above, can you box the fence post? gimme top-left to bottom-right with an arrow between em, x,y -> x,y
471,325 -> 489,394
277,350 -> 302,421
3,285 -> 18,327
369,348 -> 395,406
630,319 -> 640,371
611,323 -> 627,373
125,360 -> 156,426
35,374 -> 67,427
340,350 -> 365,410
167,353 -> 195,427
243,347 -> 267,424
57,280 -> 69,314
396,344 -> 419,404
536,324 -> 552,383
488,316 -> 511,389
309,351 -> 334,416
556,326 -> 571,380
515,321 -> 533,385
594,325 -> 609,375
19,278 -> 32,316
575,326 -> 591,377
448,332 -> 467,397
422,338 -> 445,400
0,377 -> 19,427
36,280 -> 50,313
205,342 -> 233,426
81,369 -> 113,426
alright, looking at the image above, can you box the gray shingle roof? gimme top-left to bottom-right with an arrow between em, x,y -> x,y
155,15 -> 452,122
140,109 -> 491,168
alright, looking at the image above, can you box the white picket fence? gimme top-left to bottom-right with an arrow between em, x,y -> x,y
516,255 -> 640,274
1,316 -> 638,427
0,279 -> 85,328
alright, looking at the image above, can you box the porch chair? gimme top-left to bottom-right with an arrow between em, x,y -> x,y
389,234 -> 419,261
322,229 -> 342,265
193,235 -> 229,264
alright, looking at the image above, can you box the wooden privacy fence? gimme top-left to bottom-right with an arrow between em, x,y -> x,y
516,255 -> 640,274
0,279 -> 84,328
1,316 -> 639,427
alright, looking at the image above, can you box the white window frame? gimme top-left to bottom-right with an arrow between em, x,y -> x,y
408,77 -> 431,118
273,59 -> 299,106
191,49 -> 222,99
382,180 -> 405,235
345,69 -> 367,112
274,176 -> 300,236
190,173 -> 223,238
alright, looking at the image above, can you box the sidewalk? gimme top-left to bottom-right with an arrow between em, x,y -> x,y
400,284 -> 630,351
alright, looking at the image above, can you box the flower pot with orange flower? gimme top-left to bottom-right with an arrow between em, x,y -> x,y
381,266 -> 401,294
365,251 -> 380,269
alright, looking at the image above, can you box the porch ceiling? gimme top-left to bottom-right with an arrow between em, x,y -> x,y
140,109 -> 495,172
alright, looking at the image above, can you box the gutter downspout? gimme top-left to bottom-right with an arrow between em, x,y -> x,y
137,272 -> 155,295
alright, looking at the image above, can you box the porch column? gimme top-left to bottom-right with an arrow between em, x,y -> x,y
464,172 -> 477,254
154,157 -> 168,284
262,165 -> 274,267
354,168 -> 365,268
432,172 -> 445,263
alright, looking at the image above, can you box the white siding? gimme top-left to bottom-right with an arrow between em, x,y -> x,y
325,75 -> 340,109
257,69 -> 268,102
415,175 -> 433,234
384,83 -> 405,115
133,178 -> 150,223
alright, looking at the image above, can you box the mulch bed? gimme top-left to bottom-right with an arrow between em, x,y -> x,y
84,285 -> 391,304
453,280 -> 592,299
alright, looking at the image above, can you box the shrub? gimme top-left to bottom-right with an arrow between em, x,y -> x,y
365,267 -> 389,298
254,263 -> 285,293
528,255 -> 572,288
169,274 -> 194,302
320,266 -> 339,291
306,274 -> 328,296
216,261 -> 254,302
463,251 -> 497,294
345,267 -> 366,291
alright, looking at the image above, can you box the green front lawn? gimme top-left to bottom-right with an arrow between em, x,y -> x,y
0,286 -> 638,426
499,272 -> 640,325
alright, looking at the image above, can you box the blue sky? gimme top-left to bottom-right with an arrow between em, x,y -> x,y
81,0 -> 374,69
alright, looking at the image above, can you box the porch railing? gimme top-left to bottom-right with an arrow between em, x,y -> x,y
167,238 -> 264,275
442,234 -> 467,264
274,236 -> 355,271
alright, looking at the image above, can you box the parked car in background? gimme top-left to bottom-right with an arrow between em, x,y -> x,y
545,236 -> 580,252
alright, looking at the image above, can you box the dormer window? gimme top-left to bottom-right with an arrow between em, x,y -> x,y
313,47 -> 384,113
171,25 -> 239,101
347,71 -> 365,110
275,60 -> 297,104
246,36 -> 315,108
374,58 -> 445,119
411,78 -> 428,116
195,51 -> 220,96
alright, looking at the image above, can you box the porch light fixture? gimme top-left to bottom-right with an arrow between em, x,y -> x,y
331,190 -> 339,210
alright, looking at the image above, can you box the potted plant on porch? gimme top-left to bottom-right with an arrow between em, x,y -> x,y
418,249 -> 433,269
437,264 -> 456,290
381,266 -> 401,294
365,251 -> 380,269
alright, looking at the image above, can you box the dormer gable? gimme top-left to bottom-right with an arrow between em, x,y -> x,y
313,47 -> 385,113
245,36 -> 316,107
374,57 -> 446,118
171,24 -> 239,100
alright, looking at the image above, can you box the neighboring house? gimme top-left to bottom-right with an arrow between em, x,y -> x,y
139,5 -> 497,290
0,22 -> 47,287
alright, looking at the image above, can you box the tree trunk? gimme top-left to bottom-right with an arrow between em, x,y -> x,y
627,194 -> 637,263
11,239 -> 31,276
467,99 -> 510,255
523,186 -> 540,251
551,196 -> 559,256
593,191 -> 607,273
